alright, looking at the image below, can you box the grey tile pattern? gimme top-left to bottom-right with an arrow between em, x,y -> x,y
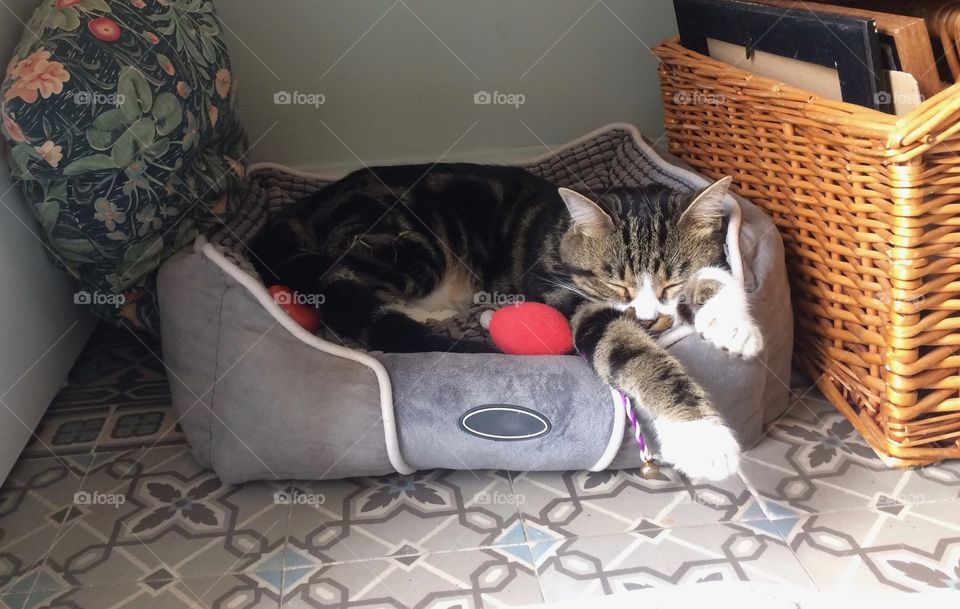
41,446 -> 288,589
739,392 -> 960,518
282,547 -> 541,608
25,572 -> 282,609
285,469 -> 523,565
2,325 -> 960,607
21,409 -> 109,459
532,522 -> 814,601
21,327 -> 184,462
775,501 -> 960,592
513,466 -> 764,542
0,457 -> 87,597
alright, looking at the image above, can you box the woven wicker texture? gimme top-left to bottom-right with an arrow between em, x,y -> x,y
655,37 -> 960,467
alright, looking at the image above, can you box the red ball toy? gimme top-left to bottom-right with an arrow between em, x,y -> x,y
268,285 -> 321,333
487,302 -> 574,355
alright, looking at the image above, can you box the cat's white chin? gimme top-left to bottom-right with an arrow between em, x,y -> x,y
655,417 -> 741,481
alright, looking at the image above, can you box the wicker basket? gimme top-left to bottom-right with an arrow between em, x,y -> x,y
654,37 -> 960,467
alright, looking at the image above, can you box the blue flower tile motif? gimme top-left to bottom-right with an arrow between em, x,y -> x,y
52,418 -> 105,445
111,411 -> 164,438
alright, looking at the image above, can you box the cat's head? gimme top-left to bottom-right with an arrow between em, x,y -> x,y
557,177 -> 732,321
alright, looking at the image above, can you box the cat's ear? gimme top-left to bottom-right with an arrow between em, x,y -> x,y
680,176 -> 732,231
559,188 -> 613,233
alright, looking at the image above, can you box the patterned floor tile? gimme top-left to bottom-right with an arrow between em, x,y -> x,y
0,457 -> 88,596
51,326 -> 168,414
40,446 -> 287,589
532,522 -> 815,601
739,391 -> 960,519
774,501 -> 960,592
513,466 -> 763,543
24,571 -> 281,609
9,321 -> 960,605
20,408 -> 111,460
281,546 -> 541,608
0,593 -> 31,609
285,470 -> 523,566
94,404 -> 185,453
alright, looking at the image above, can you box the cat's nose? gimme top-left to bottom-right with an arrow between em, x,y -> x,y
624,308 -> 671,332
623,307 -> 655,327
634,309 -> 658,323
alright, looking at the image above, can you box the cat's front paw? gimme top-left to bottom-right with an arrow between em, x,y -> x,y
694,296 -> 763,358
656,417 -> 741,480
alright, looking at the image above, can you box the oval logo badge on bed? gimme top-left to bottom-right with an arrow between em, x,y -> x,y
459,405 -> 551,441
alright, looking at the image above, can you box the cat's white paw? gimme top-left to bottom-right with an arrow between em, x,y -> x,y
694,294 -> 763,358
656,418 -> 741,481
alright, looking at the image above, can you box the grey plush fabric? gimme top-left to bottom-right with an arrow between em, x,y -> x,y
158,125 -> 793,483
159,250 -> 394,483
381,352 -> 616,472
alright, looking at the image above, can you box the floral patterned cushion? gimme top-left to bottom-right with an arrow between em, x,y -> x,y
1,0 -> 247,335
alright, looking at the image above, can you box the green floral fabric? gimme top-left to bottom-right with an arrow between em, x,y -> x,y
1,0 -> 247,335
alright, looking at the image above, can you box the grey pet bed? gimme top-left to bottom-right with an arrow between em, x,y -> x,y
158,123 -> 793,484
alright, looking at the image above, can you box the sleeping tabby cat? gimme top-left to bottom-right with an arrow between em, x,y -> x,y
250,164 -> 762,480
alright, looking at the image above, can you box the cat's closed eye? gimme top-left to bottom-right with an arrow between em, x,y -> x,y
661,282 -> 685,301
605,280 -> 633,301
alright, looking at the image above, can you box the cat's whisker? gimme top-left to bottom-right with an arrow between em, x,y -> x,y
534,275 -> 598,303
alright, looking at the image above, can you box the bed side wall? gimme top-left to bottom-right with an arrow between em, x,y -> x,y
159,248 -> 395,483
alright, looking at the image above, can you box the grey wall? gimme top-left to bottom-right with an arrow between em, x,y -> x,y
216,0 -> 679,170
0,0 -> 97,482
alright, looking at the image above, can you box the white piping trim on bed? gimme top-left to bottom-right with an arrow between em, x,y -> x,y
196,236 -> 415,475
589,388 -> 629,472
